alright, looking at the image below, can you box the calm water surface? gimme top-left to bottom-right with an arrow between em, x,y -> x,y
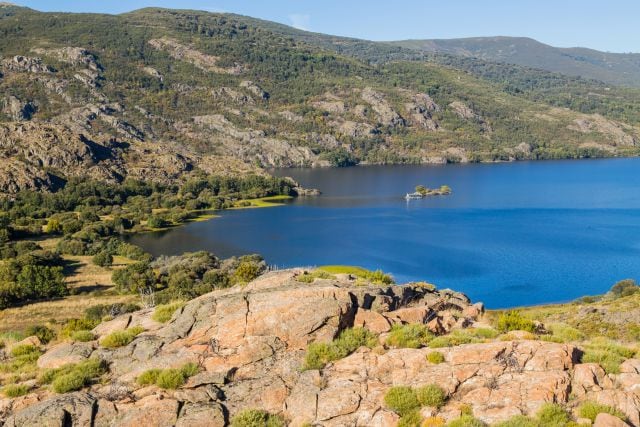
129,158 -> 640,308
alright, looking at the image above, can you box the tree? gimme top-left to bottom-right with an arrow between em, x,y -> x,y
415,185 -> 428,195
92,251 -> 114,267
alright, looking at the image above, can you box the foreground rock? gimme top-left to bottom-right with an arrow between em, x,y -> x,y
2,270 -> 639,426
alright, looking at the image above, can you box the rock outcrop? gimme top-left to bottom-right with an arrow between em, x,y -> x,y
2,270 -> 638,426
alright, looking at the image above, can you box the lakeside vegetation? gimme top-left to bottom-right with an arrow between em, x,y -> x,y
0,174 -> 294,311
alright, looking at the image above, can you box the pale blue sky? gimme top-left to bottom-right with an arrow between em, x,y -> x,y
14,0 -> 639,53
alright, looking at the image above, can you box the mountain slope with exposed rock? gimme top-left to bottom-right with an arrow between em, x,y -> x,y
0,5 -> 639,195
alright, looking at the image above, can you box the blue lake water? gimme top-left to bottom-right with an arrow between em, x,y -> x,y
129,158 -> 640,308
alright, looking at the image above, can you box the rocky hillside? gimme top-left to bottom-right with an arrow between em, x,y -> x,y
0,270 -> 638,426
0,5 -> 639,194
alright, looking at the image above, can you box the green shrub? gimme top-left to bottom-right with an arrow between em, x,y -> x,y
303,328 -> 377,370
398,410 -> 423,427
2,383 -> 29,397
232,261 -> 263,284
535,403 -> 570,426
303,342 -> 338,371
60,318 -> 100,338
386,324 -> 434,349
230,409 -> 285,427
493,415 -> 537,427
92,251 -> 113,267
24,325 -> 56,344
416,384 -> 446,408
137,369 -> 162,386
179,362 -> 199,378
152,301 -> 185,323
496,311 -> 536,333
582,339 -> 636,374
384,386 -> 420,417
446,415 -> 486,427
48,358 -> 107,393
427,351 -> 445,364
609,279 -> 639,298
547,323 -> 584,343
156,368 -> 186,389
10,344 -> 40,358
52,372 -> 86,393
0,344 -> 42,374
428,330 -> 481,348
100,326 -> 144,348
318,265 -> 394,284
578,401 -> 626,422
332,327 -> 378,355
70,330 -> 95,342
136,363 -> 199,389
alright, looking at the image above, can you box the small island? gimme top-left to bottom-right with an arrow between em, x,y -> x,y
405,184 -> 452,200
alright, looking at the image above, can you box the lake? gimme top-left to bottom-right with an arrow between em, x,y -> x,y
129,158 -> 640,308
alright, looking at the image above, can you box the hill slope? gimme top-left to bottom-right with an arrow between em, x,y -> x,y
391,36 -> 640,87
0,5 -> 639,194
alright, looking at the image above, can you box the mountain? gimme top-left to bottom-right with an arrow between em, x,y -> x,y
0,5 -> 639,194
390,36 -> 640,87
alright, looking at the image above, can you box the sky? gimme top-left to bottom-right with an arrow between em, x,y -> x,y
14,0 -> 640,53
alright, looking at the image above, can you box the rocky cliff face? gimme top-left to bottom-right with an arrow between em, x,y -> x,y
1,270 -> 639,426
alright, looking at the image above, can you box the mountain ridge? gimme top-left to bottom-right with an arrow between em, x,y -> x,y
389,36 -> 640,87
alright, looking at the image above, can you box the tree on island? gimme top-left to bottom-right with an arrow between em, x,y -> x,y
415,185 -> 428,195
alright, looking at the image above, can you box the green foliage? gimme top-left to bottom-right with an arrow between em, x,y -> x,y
296,270 -> 334,283
152,301 -> 185,323
232,260 -> 262,284
386,324 -> 434,349
303,327 -> 377,370
0,253 -> 67,309
42,358 -> 108,393
112,262 -> 155,294
427,351 -> 445,364
135,363 -> 199,389
609,279 -> 639,298
384,386 -> 420,417
146,215 -> 169,229
70,330 -> 95,342
320,148 -> 358,167
60,318 -> 100,338
92,251 -> 113,267
428,329 -> 495,348
493,416 -> 538,427
156,368 -> 187,389
137,369 -> 162,386
415,384 -> 446,408
2,383 -> 29,397
10,344 -> 40,358
24,325 -> 56,344
230,409 -> 286,427
535,403 -> 570,427
546,323 -> 584,343
318,266 -> 394,284
496,311 -> 536,333
446,415 -> 486,427
578,401 -> 626,423
581,339 -> 637,374
100,326 -> 144,348
398,411 -> 423,427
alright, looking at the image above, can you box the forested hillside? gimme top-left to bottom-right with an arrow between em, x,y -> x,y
0,5 -> 639,194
